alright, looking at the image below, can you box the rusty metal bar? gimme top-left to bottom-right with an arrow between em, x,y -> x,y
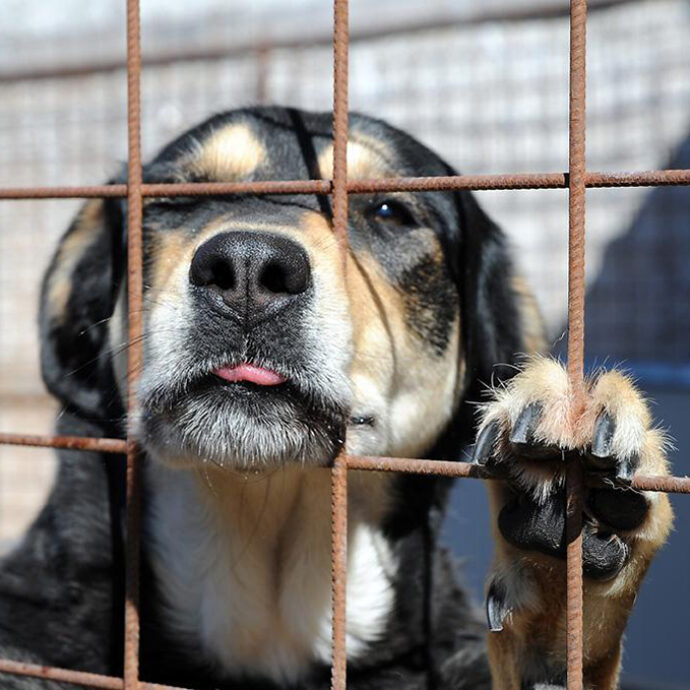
629,475 -> 690,493
346,456 -> 690,492
330,0 -> 350,688
347,455 -> 489,478
124,0 -> 144,687
1,436 -> 687,493
344,173 -> 564,194
0,659 -> 123,689
2,169 -> 690,201
0,185 -> 129,199
143,180 -> 332,197
567,0 -> 588,395
330,452 -> 349,690
565,0 -> 588,688
0,432 -> 127,454
585,169 -> 690,187
0,659 -> 196,690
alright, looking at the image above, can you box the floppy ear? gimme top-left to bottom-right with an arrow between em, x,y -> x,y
454,190 -> 547,442
39,195 -> 126,422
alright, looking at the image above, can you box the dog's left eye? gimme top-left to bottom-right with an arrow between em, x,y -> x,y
368,200 -> 415,226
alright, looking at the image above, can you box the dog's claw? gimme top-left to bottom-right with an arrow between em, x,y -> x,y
486,580 -> 509,633
473,419 -> 501,466
590,411 -> 615,465
588,411 -> 639,483
591,411 -> 615,458
509,402 -> 542,445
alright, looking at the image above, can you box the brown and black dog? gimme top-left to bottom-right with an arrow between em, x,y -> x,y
0,107 -> 672,689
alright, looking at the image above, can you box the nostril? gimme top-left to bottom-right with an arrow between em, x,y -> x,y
259,262 -> 289,294
259,258 -> 310,295
189,243 -> 236,291
211,260 -> 235,291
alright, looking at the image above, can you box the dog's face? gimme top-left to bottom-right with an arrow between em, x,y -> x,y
40,107 -> 529,471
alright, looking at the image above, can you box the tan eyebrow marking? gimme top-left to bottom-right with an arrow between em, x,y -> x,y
318,136 -> 392,180
190,123 -> 265,181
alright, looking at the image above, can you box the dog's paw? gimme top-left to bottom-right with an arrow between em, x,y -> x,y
474,358 -> 671,581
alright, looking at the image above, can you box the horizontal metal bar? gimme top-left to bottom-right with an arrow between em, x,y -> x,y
0,659 -> 122,690
0,185 -> 129,199
1,169 -> 689,200
0,433 -> 127,454
630,475 -> 690,493
1,438 -> 687,494
346,455 -> 690,493
347,454 -> 491,478
142,180 -> 331,196
586,169 -> 690,187
0,657 -> 194,690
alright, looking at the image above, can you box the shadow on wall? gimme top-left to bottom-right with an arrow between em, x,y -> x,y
583,132 -> 690,378
442,129 -> 690,689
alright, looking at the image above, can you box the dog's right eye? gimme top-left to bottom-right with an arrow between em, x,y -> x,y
146,197 -> 202,212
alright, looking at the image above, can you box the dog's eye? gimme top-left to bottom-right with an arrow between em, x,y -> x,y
369,200 -> 415,227
146,197 -> 202,212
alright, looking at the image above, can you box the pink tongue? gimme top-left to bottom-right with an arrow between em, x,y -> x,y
214,363 -> 286,386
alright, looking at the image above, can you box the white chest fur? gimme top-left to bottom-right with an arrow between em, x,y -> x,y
145,463 -> 396,684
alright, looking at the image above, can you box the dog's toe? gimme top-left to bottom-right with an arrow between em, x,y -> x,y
586,487 -> 649,532
586,411 -> 640,484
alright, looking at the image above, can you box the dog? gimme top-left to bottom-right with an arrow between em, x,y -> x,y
0,107 -> 673,690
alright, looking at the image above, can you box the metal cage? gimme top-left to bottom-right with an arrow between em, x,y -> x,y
0,1 -> 689,689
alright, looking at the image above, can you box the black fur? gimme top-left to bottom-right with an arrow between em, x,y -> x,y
0,107 -> 531,689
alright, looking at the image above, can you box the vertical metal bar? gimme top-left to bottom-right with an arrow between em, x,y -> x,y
330,452 -> 348,690
566,1 -> 587,689
332,0 -> 350,262
567,0 -> 587,392
125,0 -> 143,687
331,1 -> 350,689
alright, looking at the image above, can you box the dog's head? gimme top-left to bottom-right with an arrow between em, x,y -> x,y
40,107 -> 540,471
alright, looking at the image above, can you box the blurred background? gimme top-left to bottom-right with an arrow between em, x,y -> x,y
0,0 -> 688,687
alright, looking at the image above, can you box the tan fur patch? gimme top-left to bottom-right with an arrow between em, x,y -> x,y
345,247 -> 462,458
190,123 -> 265,181
317,135 -> 393,180
46,199 -> 104,323
512,276 -> 548,355
148,231 -> 196,298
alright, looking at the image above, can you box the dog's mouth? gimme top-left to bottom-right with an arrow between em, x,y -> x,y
138,353 -> 349,471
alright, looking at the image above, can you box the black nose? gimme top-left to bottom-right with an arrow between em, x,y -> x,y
189,231 -> 311,326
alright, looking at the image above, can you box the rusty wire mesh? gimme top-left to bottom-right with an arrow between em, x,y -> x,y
1,0 -> 690,689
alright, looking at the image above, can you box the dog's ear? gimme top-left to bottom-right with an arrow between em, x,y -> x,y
39,195 -> 126,422
454,190 -> 546,432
